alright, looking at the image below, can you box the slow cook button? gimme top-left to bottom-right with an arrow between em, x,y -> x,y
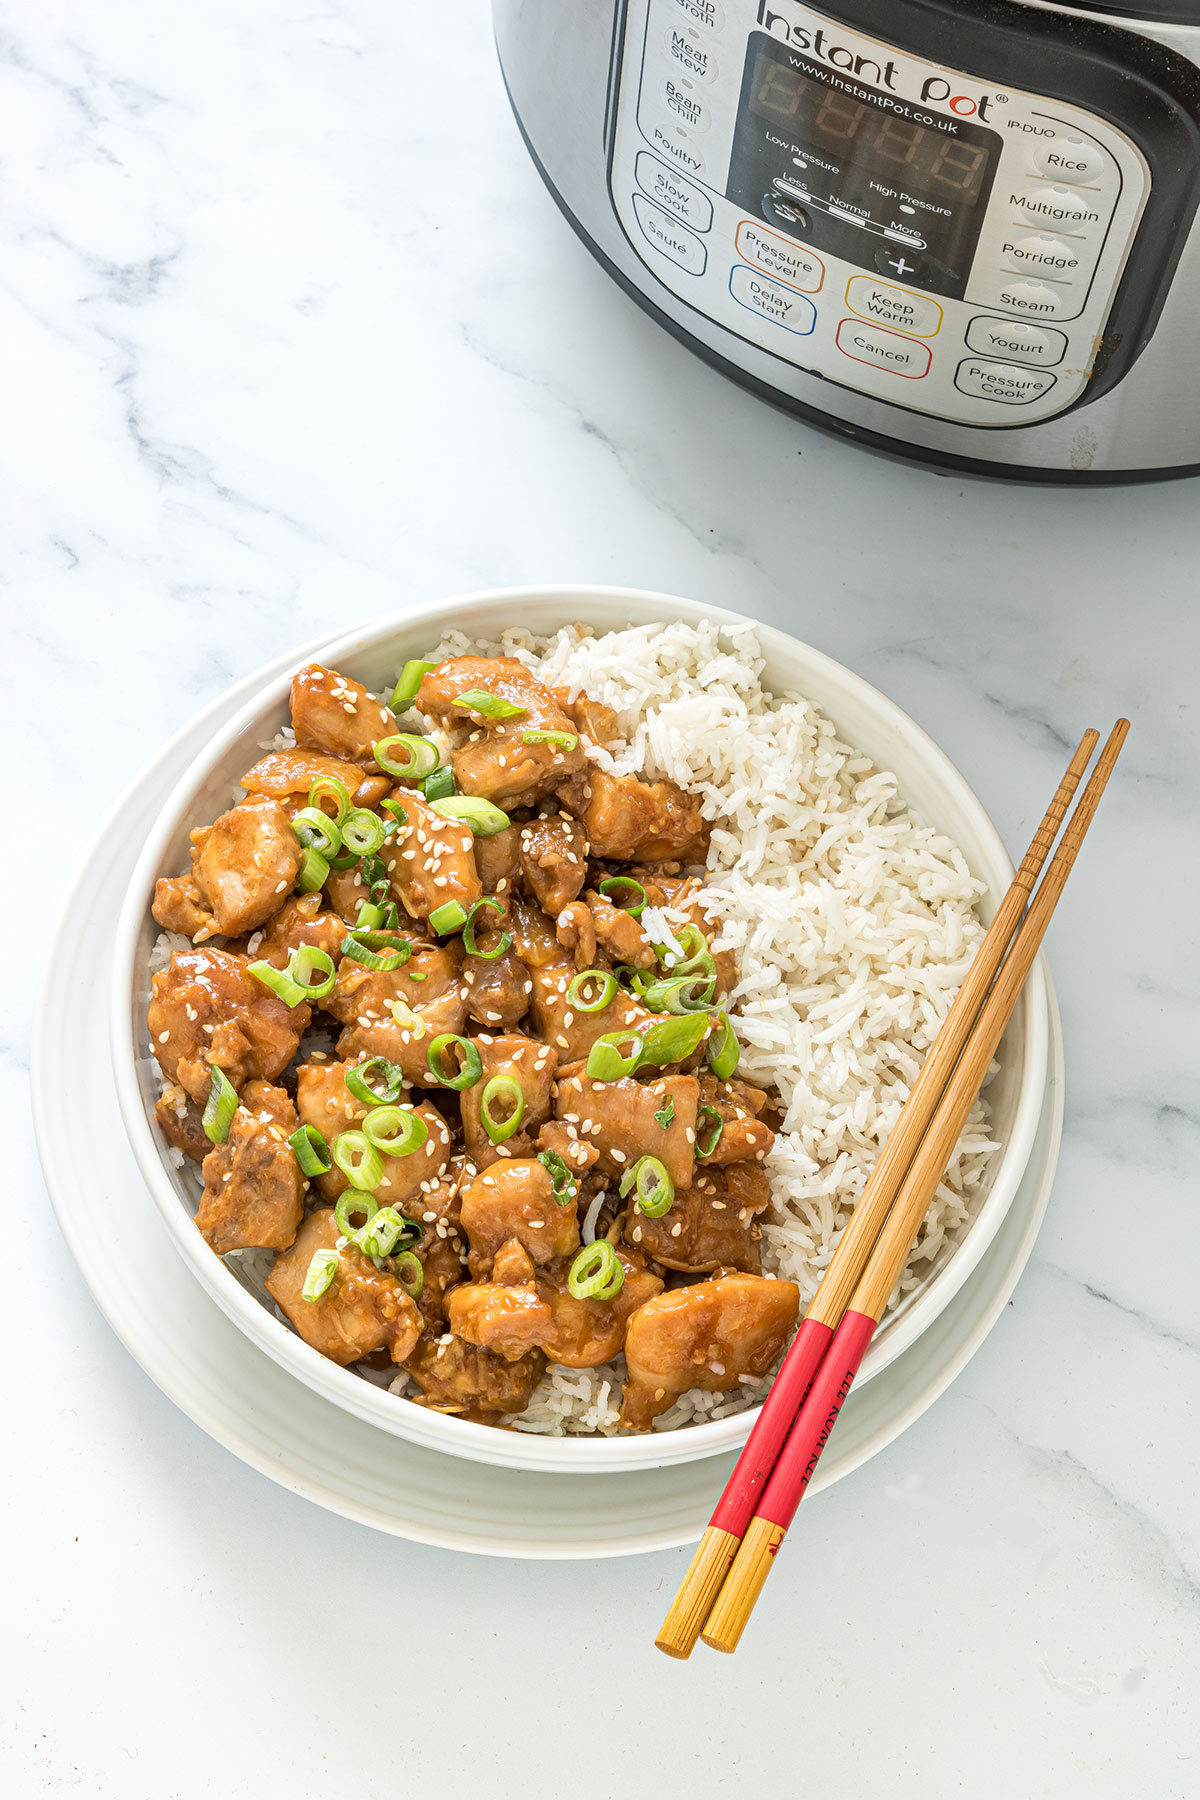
1032,136 -> 1109,185
835,318 -> 932,378
729,264 -> 816,333
965,316 -> 1067,367
632,194 -> 707,274
635,151 -> 713,231
734,219 -> 823,291
1000,233 -> 1082,277
954,358 -> 1057,405
845,276 -> 941,337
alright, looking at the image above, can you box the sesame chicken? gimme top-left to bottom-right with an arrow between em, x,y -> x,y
294,1060 -> 453,1211
518,813 -> 589,914
249,893 -> 347,971
553,1072 -> 700,1190
459,1034 -> 558,1171
462,948 -> 531,1031
473,822 -> 522,895
383,788 -> 481,924
620,1271 -> 800,1430
416,656 -> 588,809
194,1080 -> 306,1256
460,1158 -> 580,1278
240,747 -> 389,809
624,1162 -> 770,1274
447,1250 -> 663,1370
558,766 -> 710,864
267,1210 -> 422,1367
149,946 -> 309,1102
334,979 -> 472,1086
403,1331 -> 545,1417
290,663 -> 398,763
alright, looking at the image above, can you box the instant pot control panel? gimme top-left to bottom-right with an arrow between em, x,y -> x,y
608,0 -> 1153,427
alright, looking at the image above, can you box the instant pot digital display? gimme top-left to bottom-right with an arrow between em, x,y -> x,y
727,34 -> 1002,298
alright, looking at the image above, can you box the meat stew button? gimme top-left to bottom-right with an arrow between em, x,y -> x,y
954,358 -> 1057,404
965,317 -> 1067,367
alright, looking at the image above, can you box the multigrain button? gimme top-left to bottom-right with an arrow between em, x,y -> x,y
845,276 -> 941,337
635,152 -> 713,231
632,194 -> 707,274
954,358 -> 1057,404
1032,137 -> 1108,184
735,219 -> 823,292
1001,233 -> 1081,277
729,264 -> 816,333
965,316 -> 1067,367
835,318 -> 932,378
1012,183 -> 1107,231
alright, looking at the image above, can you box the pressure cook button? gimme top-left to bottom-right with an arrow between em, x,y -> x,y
632,194 -> 707,275
729,264 -> 816,334
835,318 -> 932,378
735,219 -> 823,292
845,277 -> 941,337
1031,137 -> 1109,184
954,358 -> 1057,404
965,316 -> 1067,367
990,279 -> 1067,320
635,152 -> 713,232
1001,233 -> 1081,277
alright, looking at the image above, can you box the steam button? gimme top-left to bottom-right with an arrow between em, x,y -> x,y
1031,137 -> 1109,185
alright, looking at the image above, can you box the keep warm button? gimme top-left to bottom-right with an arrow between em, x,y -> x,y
845,277 -> 941,337
954,357 -> 1057,405
835,318 -> 931,379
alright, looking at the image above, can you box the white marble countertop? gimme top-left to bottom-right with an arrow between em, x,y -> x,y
7,2 -> 1197,1793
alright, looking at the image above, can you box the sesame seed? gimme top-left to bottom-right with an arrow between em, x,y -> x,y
158,1030 -> 170,1043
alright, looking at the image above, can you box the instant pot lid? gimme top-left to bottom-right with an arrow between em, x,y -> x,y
1031,0 -> 1200,23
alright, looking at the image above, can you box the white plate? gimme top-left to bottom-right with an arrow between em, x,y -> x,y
33,628 -> 1064,1556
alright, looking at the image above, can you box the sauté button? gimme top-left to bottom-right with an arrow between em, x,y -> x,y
1032,137 -> 1109,184
735,219 -> 823,292
965,316 -> 1067,367
835,318 -> 932,378
729,264 -> 816,333
1001,233 -> 1080,277
845,277 -> 941,337
632,194 -> 707,274
954,358 -> 1057,404
635,152 -> 713,232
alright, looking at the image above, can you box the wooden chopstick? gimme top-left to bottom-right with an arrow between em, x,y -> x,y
700,719 -> 1130,1654
654,726 -> 1100,1660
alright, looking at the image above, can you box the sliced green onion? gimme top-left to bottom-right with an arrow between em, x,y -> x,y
426,1033 -> 483,1091
353,900 -> 386,932
296,846 -> 330,894
202,1066 -> 239,1144
308,775 -> 350,824
362,1104 -> 430,1158
332,1130 -> 386,1191
639,972 -> 716,1014
706,1010 -> 740,1081
696,1104 -> 724,1160
381,796 -> 408,827
454,688 -> 526,719
598,876 -> 647,919
428,900 -> 468,935
567,1240 -> 624,1302
585,1030 -> 644,1082
522,728 -> 578,750
291,806 -> 342,859
619,1155 -> 675,1219
480,1074 -> 525,1144
327,849 -> 359,871
429,795 -> 510,836
345,1057 -> 406,1106
289,1124 -> 332,1177
538,1148 -> 577,1205
334,1188 -> 378,1237
248,959 -> 308,1008
302,1247 -> 340,1301
287,943 -> 336,1001
356,1204 -> 417,1258
390,659 -> 436,713
639,1012 -> 710,1068
422,765 -> 455,803
340,929 -> 412,972
566,968 -> 617,1013
654,1097 -> 675,1129
358,852 -> 390,906
463,896 -> 512,960
613,963 -> 651,995
373,734 -> 439,779
341,808 -> 386,857
656,922 -> 714,977
393,1249 -> 424,1300
387,999 -> 424,1036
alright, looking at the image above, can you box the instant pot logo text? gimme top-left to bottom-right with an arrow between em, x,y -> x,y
756,4 -> 994,119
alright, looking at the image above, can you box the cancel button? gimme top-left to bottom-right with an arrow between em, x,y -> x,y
954,357 -> 1058,405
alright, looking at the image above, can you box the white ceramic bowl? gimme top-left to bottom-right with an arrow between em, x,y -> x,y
112,585 -> 1048,1474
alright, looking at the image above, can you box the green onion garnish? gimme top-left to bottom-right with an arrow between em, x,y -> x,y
538,1148 -> 577,1205
696,1104 -> 724,1160
247,959 -> 307,1007
480,1074 -> 525,1144
567,1239 -> 624,1302
373,734 -> 440,779
302,1247 -> 340,1302
355,1205 -> 405,1258
429,795 -> 510,836
454,688 -> 526,719
390,660 -> 436,713
655,922 -> 713,977
291,805 -> 342,859
706,1010 -> 740,1081
426,1033 -> 483,1091
353,900 -> 386,932
619,1155 -> 675,1218
653,1097 -> 675,1129
289,1124 -> 332,1177
381,796 -> 408,827
334,1188 -> 378,1238
308,775 -> 350,825
393,1249 -> 424,1300
639,1011 -> 710,1068
422,764 -> 455,803
332,1130 -> 386,1191
462,896 -> 512,960
341,808 -> 386,857
201,1066 -> 239,1144
429,900 -> 468,935
639,973 -> 716,1015
345,1057 -> 406,1106
522,729 -> 577,750
296,846 -> 330,894
340,929 -> 412,972
566,968 -> 617,1014
585,1030 -> 644,1082
362,1105 -> 429,1158
598,876 -> 647,919
248,944 -> 335,1007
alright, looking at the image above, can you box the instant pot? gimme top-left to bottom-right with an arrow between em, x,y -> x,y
493,0 -> 1200,479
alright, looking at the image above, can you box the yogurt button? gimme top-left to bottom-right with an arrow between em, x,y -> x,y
954,358 -> 1057,404
965,316 -> 1067,367
1032,137 -> 1109,184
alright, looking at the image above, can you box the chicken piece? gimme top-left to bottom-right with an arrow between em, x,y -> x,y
460,1159 -> 580,1278
560,767 -> 709,864
518,814 -> 589,914
492,1238 -> 537,1286
416,657 -> 588,809
151,875 -> 218,943
528,959 -> 658,1066
633,871 -> 737,995
194,1081 -> 305,1256
404,1331 -> 544,1416
620,1271 -> 800,1430
411,1235 -> 467,1331
295,1061 -> 453,1209
586,891 -> 655,968
554,1072 -> 699,1189
335,981 -> 471,1087
624,1163 -> 770,1273
554,901 -> 596,969
249,893 -> 347,969
447,1249 -> 663,1369
155,1083 -> 210,1162
323,863 -> 372,923
380,788 -> 481,925
508,893 -> 564,970
240,747 -> 388,809
324,942 -> 461,1029
184,795 -> 302,939
696,1074 -> 775,1165
148,947 -> 309,1103
474,823 -> 521,896
446,1281 -> 554,1360
459,1034 -> 558,1171
267,1209 -> 422,1367
536,1119 -> 600,1179
554,689 -> 620,746
290,663 -> 397,763
463,949 -> 532,1031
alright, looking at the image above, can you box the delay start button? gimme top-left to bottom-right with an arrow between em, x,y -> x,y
954,358 -> 1058,405
835,318 -> 931,378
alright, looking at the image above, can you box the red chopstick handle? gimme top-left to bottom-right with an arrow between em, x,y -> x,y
754,1308 -> 878,1533
710,1314 -> 835,1537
